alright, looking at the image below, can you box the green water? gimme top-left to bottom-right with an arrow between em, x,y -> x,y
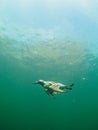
0,28 -> 98,130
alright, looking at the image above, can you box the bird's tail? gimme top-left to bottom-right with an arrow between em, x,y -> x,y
66,83 -> 74,90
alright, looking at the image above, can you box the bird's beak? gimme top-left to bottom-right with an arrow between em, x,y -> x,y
32,81 -> 39,84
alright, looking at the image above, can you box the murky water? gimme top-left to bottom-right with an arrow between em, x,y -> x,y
0,0 -> 98,129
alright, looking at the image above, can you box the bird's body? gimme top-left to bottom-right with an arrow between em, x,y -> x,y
32,80 -> 74,96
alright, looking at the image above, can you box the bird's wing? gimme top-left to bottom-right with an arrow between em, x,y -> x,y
49,84 -> 64,92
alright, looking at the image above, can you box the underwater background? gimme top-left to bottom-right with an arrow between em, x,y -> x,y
0,0 -> 98,130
